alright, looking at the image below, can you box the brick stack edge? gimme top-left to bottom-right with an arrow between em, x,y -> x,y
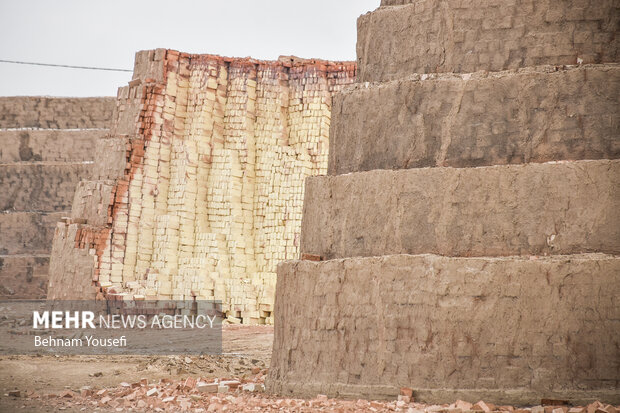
267,0 -> 620,405
46,49 -> 356,325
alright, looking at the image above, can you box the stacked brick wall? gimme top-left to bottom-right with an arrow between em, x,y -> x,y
0,97 -> 114,298
47,49 -> 356,324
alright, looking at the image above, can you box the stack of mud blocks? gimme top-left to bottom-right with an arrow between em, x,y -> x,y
47,49 -> 356,324
0,97 -> 114,298
268,0 -> 619,405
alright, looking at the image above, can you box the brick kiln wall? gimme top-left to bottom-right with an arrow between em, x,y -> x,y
0,97 -> 114,299
358,0 -> 619,82
329,65 -> 620,174
47,49 -> 356,324
267,0 -> 620,405
0,97 -> 114,129
270,254 -> 620,404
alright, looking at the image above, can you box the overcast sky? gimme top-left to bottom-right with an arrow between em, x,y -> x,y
0,0 -> 378,97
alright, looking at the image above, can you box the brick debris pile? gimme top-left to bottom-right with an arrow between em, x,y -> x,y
9,373 -> 619,413
47,49 -> 356,324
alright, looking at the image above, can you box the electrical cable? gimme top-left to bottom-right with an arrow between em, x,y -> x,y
0,59 -> 132,72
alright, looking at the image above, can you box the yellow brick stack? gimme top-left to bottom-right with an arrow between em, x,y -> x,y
48,49 -> 356,324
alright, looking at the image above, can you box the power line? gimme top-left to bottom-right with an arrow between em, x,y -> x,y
0,59 -> 133,72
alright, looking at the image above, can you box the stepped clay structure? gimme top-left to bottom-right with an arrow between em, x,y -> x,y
0,97 -> 114,298
268,0 -> 619,405
47,49 -> 356,324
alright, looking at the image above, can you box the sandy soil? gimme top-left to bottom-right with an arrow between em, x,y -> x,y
0,325 -> 273,412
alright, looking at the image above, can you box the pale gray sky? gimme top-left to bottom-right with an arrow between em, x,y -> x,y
0,0 -> 378,97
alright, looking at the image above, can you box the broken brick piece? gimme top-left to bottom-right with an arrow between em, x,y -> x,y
400,387 -> 413,398
473,401 -> 492,412
301,253 -> 323,261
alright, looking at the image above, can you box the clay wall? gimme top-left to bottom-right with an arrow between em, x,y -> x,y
329,65 -> 620,174
267,0 -> 620,403
302,160 -> 620,260
358,0 -> 619,82
0,96 -> 114,298
270,254 -> 620,404
0,96 -> 114,129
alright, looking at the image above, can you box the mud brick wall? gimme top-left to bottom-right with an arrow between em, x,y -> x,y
270,254 -> 620,404
0,97 -> 114,129
302,160 -> 620,260
358,0 -> 619,82
47,223 -> 104,300
0,212 -> 65,256
329,64 -> 620,174
0,256 -> 50,298
47,49 -> 356,324
267,0 -> 620,402
0,97 -> 114,298
0,164 -> 92,211
0,130 -> 109,163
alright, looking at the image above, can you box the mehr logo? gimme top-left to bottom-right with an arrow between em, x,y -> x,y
32,311 -> 218,329
33,311 -> 96,329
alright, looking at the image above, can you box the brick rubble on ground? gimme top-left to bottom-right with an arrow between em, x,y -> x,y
6,376 -> 619,413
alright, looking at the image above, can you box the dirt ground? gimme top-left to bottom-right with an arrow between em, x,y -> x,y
0,325 -> 273,412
